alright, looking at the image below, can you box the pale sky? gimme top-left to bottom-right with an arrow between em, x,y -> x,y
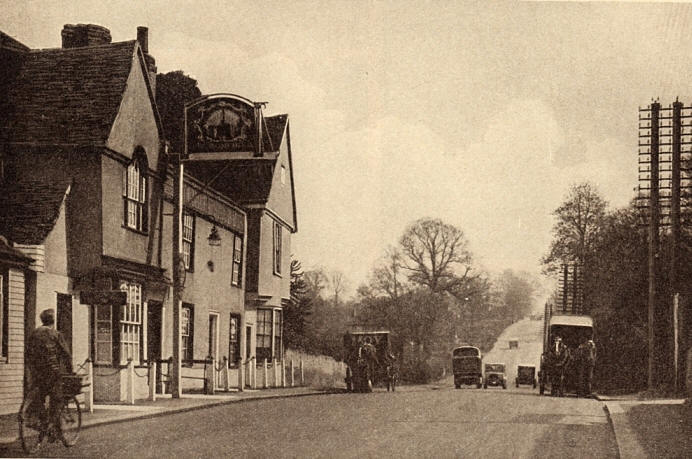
3,1 -> 692,296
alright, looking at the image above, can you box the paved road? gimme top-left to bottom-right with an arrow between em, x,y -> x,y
2,386 -> 618,458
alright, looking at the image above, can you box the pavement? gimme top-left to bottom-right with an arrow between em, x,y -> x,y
595,394 -> 690,458
0,385 -> 332,447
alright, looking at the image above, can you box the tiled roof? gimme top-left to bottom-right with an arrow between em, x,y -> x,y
0,237 -> 32,265
0,40 -> 136,144
0,180 -> 70,245
0,31 -> 30,52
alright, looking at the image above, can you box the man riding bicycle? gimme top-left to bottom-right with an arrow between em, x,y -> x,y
26,309 -> 73,437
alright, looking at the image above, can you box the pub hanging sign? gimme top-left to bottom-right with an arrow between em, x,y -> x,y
184,94 -> 264,160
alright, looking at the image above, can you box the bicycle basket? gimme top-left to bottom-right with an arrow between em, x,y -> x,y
62,374 -> 85,397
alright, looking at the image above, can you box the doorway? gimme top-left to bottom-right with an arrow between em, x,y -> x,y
147,301 -> 162,392
208,313 -> 219,362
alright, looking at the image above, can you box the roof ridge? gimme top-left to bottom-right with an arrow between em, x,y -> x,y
29,39 -> 136,53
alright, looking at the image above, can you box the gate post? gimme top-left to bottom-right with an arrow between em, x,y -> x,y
238,357 -> 245,392
149,361 -> 157,401
300,358 -> 304,386
263,358 -> 269,389
127,359 -> 135,405
86,358 -> 94,413
224,357 -> 230,391
290,359 -> 295,387
282,359 -> 287,388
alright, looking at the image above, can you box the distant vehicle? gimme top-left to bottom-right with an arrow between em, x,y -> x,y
483,363 -> 507,389
508,340 -> 519,349
539,312 -> 594,396
515,365 -> 537,389
343,330 -> 396,392
452,346 -> 483,389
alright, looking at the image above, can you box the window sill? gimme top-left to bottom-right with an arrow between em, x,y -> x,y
121,224 -> 149,236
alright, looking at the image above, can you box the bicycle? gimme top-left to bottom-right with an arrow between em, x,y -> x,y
17,374 -> 85,454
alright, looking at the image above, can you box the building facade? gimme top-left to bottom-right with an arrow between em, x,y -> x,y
0,23 -> 297,402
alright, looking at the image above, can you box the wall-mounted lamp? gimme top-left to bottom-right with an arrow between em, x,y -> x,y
208,225 -> 222,247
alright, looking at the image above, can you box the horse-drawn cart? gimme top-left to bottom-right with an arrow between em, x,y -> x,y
344,330 -> 397,392
539,313 -> 594,397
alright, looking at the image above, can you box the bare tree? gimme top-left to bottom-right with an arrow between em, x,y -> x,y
330,270 -> 347,307
399,218 -> 473,294
371,246 -> 406,300
542,182 -> 607,273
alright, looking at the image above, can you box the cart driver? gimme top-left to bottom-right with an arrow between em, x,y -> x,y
26,309 -> 73,435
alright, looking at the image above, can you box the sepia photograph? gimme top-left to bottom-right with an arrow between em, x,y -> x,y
0,0 -> 690,457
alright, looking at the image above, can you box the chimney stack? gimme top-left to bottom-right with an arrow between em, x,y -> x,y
61,24 -> 111,48
137,26 -> 148,54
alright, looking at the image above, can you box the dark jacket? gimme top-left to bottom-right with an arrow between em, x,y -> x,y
26,326 -> 72,383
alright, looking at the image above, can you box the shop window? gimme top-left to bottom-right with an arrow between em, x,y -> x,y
93,304 -> 113,364
273,309 -> 283,360
256,308 -> 282,362
256,309 -> 272,362
120,282 -> 142,364
91,282 -> 143,366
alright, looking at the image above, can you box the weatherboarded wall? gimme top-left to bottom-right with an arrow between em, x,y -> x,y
0,268 -> 25,415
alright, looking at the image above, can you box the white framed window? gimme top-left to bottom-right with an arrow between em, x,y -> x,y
256,308 -> 282,362
182,304 -> 194,362
182,213 -> 195,271
273,222 -> 282,275
123,152 -> 148,232
93,303 -> 113,364
232,234 -> 242,286
120,282 -> 142,364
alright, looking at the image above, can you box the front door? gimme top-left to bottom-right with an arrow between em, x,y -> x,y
147,301 -> 162,392
208,314 -> 218,361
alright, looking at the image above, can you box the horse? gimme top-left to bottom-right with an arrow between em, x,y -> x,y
547,337 -> 569,396
354,342 -> 378,392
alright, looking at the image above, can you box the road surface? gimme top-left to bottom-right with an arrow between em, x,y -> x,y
2,386 -> 617,458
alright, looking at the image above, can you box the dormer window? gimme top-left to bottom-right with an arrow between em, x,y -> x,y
123,149 -> 148,232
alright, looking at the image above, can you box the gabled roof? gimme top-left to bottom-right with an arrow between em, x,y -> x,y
0,40 -> 136,144
262,114 -> 287,152
0,179 -> 71,245
0,31 -> 30,53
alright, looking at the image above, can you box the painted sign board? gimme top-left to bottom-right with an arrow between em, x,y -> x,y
184,94 -> 262,160
80,289 -> 127,305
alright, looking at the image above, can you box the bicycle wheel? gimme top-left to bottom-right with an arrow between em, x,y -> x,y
59,396 -> 81,447
18,389 -> 45,454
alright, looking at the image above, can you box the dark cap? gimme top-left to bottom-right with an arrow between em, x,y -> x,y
40,309 -> 55,325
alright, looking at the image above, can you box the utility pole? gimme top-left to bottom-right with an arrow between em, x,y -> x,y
648,101 -> 661,391
670,100 -> 682,391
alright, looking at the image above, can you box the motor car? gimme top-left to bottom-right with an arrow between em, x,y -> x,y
483,363 -> 506,389
452,346 -> 482,389
515,365 -> 537,388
